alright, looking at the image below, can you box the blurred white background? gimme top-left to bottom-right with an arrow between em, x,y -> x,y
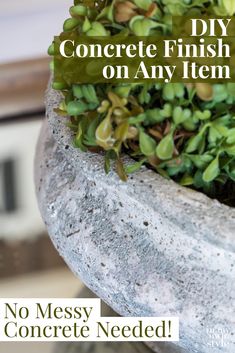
0,0 -> 69,63
0,6 -> 82,353
0,0 -> 70,242
0,0 -> 81,282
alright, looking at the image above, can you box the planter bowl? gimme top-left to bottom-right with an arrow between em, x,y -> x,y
35,85 -> 235,353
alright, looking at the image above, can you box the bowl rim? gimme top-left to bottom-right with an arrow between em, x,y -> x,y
45,83 -> 235,252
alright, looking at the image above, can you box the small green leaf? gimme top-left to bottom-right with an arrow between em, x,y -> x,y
70,5 -> 87,16
125,158 -> 147,174
225,164 -> 235,181
180,174 -> 194,186
82,17 -> 91,32
86,22 -> 109,36
226,128 -> 235,144
67,101 -> 88,116
173,107 -> 191,125
133,0 -> 152,10
224,144 -> 235,156
114,121 -> 129,142
163,84 -> 174,101
116,158 -> 128,182
95,110 -> 114,149
189,154 -> 213,169
104,153 -> 111,174
97,4 -> 114,22
172,106 -> 183,125
84,116 -> 100,146
72,85 -> 84,98
52,82 -> 68,90
74,121 -> 87,151
146,109 -> 165,123
63,17 -> 80,32
208,126 -> 221,143
186,132 -> 204,153
202,156 -> 220,182
139,131 -> 157,156
128,113 -> 146,125
47,43 -> 55,56
82,85 -> 99,104
156,133 -> 174,160
194,110 -> 211,120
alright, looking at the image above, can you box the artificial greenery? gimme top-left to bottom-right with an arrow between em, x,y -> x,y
49,0 -> 235,206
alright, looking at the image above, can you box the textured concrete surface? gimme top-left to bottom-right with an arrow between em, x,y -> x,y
53,286 -> 153,353
35,86 -> 235,353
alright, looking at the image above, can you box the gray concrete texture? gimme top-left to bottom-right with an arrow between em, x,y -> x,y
35,86 -> 235,353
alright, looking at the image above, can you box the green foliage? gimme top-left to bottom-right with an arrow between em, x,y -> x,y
49,0 -> 235,206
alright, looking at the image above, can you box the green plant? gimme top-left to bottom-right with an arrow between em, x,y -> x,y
49,0 -> 235,206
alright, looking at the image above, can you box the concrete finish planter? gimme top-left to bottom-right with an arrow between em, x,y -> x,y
35,86 -> 235,353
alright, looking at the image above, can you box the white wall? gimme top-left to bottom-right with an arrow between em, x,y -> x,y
0,0 -> 69,63
0,1 -> 70,238
0,120 -> 45,240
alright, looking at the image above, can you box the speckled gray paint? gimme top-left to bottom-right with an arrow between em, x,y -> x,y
35,86 -> 235,353
54,286 -> 153,353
